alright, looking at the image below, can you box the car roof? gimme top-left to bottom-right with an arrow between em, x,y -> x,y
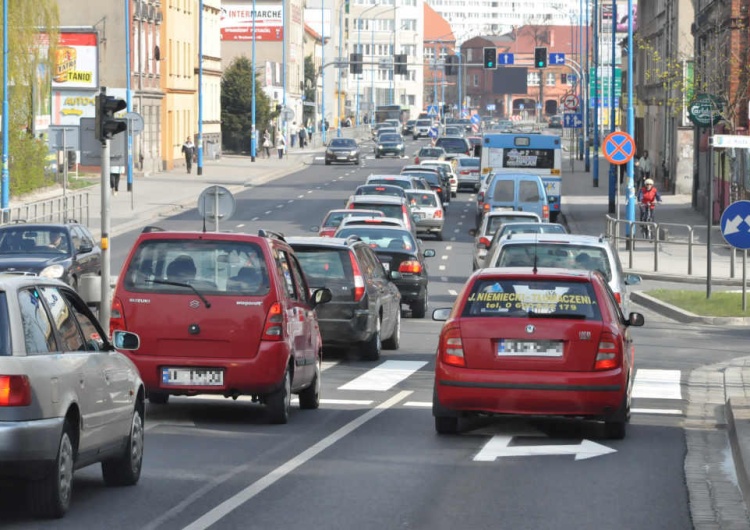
405,189 -> 439,197
340,218 -> 406,227
496,233 -> 608,246
402,165 -> 438,173
349,195 -> 405,205
356,184 -> 404,192
0,274 -> 71,290
0,222 -> 78,230
456,157 -> 480,163
485,210 -> 541,219
473,267 -> 597,282
286,235 -> 362,248
367,175 -> 413,182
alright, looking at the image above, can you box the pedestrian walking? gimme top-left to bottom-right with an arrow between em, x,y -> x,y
262,130 -> 272,158
290,122 -> 297,148
636,150 -> 651,188
276,133 -> 286,159
181,137 -> 195,174
110,165 -> 124,195
298,126 -> 306,148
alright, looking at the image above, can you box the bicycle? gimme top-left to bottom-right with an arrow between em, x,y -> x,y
639,202 -> 656,239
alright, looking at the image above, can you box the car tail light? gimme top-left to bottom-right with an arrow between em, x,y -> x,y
460,170 -> 470,175
319,227 -> 336,237
262,302 -> 284,341
415,156 -> 420,164
543,204 -> 550,221
477,191 -> 484,202
0,375 -> 31,406
399,260 -> 423,274
440,326 -> 465,367
349,251 -> 366,301
483,203 -> 490,212
594,333 -> 621,370
433,209 -> 443,219
110,296 -> 127,336
613,292 -> 622,304
478,236 -> 491,248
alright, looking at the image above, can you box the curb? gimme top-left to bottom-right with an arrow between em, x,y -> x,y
630,291 -> 750,326
727,396 -> 750,512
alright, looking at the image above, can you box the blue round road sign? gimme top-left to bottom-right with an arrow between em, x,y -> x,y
602,131 -> 635,165
720,200 -> 750,250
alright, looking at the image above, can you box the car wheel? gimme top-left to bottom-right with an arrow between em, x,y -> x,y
434,416 -> 459,435
435,231 -> 443,241
266,365 -> 292,424
411,295 -> 428,319
361,316 -> 382,361
353,157 -> 360,165
604,392 -> 629,440
382,310 -> 400,350
298,357 -> 321,410
102,400 -> 144,486
413,136 -> 418,141
28,420 -> 75,518
148,391 -> 169,405
325,159 -> 331,165
452,191 -> 457,198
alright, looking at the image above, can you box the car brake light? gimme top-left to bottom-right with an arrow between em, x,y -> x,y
262,303 -> 284,340
433,209 -> 443,219
398,260 -> 423,274
349,251 -> 366,301
460,170 -> 470,175
594,333 -> 621,370
483,203 -> 490,212
110,296 -> 127,337
613,292 -> 622,304
440,326 -> 465,367
477,191 -> 484,202
478,236 -> 491,248
415,157 -> 420,163
0,375 -> 31,406
543,204 -> 550,221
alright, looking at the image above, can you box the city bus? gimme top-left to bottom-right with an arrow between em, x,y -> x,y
480,133 -> 563,222
375,104 -> 409,125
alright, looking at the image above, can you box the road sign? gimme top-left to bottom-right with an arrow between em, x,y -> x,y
563,113 -> 583,128
486,104 -> 496,111
602,131 -> 636,165
569,73 -> 578,84
428,127 -> 438,139
710,134 -> 750,149
563,94 -> 579,110
498,53 -> 514,65
721,201 -> 750,249
549,52 -> 565,65
427,105 -> 438,117
688,94 -> 724,127
280,107 -> 295,122
125,111 -> 144,135
470,114 -> 481,125
474,435 -> 616,462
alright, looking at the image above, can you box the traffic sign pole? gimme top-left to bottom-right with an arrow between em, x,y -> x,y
720,200 -> 750,306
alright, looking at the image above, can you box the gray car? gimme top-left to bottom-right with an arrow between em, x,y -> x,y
405,190 -> 445,240
472,211 -> 542,270
0,276 -> 144,518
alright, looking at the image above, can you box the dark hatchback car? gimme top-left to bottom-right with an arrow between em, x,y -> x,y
288,236 -> 402,361
434,136 -> 472,156
335,225 -> 435,318
375,133 -> 405,159
325,138 -> 361,165
0,222 -> 101,291
403,120 -> 416,136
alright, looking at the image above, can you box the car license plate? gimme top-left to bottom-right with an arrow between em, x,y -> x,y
337,156 -> 348,160
382,262 -> 390,272
162,368 -> 224,386
497,340 -> 563,357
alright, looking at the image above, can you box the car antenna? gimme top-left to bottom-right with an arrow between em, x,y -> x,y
533,233 -> 539,274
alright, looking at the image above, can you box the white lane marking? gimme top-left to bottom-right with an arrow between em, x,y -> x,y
446,245 -> 452,250
236,224 -> 245,228
631,408 -> 682,415
404,401 -> 431,408
441,255 -> 448,260
298,194 -> 304,199
251,217 -> 259,221
288,199 -> 294,203
448,289 -> 458,295
454,229 -> 460,233
632,369 -> 682,400
314,156 -> 325,160
264,211 -> 272,215
439,265 -> 446,271
307,190 -> 314,194
450,237 -> 456,241
339,361 -> 427,391
460,215 -> 466,219
181,391 -> 412,530
457,222 -> 463,226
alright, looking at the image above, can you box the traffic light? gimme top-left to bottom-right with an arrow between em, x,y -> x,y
350,53 -> 362,74
561,73 -> 567,84
534,47 -> 548,68
94,88 -> 127,142
483,47 -> 496,69
444,55 -> 459,76
394,54 -> 408,75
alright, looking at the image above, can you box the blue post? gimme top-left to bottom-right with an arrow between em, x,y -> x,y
1,0 -> 9,215
607,0 -> 617,212
458,52 -> 462,117
251,0 -> 256,161
336,3 -> 342,137
321,0 -> 326,144
197,0 -> 204,174
281,1 -> 287,150
579,0 -> 584,160
125,0 -> 133,189
584,0 -> 590,172
592,0 -> 599,187
371,25 -> 375,114
626,0 -> 635,225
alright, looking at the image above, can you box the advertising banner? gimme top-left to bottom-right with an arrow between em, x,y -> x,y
52,88 -> 128,126
52,32 -> 98,89
220,4 -> 283,41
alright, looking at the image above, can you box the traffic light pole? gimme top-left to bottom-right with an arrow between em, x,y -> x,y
100,138 -> 111,330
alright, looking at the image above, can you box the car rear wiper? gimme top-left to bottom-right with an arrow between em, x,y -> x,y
148,279 -> 211,308
527,311 -> 586,319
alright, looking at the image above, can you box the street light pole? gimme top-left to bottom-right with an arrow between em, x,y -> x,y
251,0 -> 257,161
337,1 -> 343,137
281,1 -> 287,151
197,0 -> 204,175
625,0 -> 636,226
356,5 -> 386,128
125,0 -> 134,188
584,0 -> 591,172
321,0 -> 326,144
608,1 -> 617,213
1,0 -> 9,217
592,0 -> 599,187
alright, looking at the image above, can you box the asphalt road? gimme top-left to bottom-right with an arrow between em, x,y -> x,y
4,138 -> 750,528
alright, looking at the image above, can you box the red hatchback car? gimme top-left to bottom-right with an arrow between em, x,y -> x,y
432,268 -> 644,439
110,228 -> 332,424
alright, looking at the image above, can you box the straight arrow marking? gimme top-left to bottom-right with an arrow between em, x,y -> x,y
473,435 -> 617,462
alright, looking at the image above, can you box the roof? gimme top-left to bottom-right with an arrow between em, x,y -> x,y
286,236 -> 357,248
423,3 -> 454,42
304,24 -> 322,42
474,267 -> 594,280
497,233 -> 608,246
350,195 -> 405,205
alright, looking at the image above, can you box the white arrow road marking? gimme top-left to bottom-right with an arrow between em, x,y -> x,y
339,360 -> 427,391
474,435 -> 616,461
724,214 -> 743,235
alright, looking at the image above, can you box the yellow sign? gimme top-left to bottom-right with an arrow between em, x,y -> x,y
66,71 -> 93,83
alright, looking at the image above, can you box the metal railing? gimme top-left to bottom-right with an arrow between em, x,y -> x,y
1,192 -> 91,227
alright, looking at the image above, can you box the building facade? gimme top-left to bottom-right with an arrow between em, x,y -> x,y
199,0 -> 223,161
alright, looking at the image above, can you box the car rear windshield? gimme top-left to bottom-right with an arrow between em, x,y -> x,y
435,138 -> 468,152
417,120 -> 432,126
123,239 -> 270,296
461,279 -> 601,320
496,223 -> 566,237
350,203 -> 403,219
493,244 -> 612,281
487,215 -> 540,234
336,228 -> 417,251
367,179 -> 411,190
355,186 -> 404,198
459,158 -> 480,168
0,293 -> 9,356
406,192 -> 438,207
293,248 -> 354,287
323,211 -> 381,228
419,148 -> 443,156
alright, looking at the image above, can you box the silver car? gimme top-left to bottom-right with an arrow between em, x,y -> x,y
472,211 -> 542,270
483,233 -> 642,313
0,276 -> 144,518
405,190 -> 445,240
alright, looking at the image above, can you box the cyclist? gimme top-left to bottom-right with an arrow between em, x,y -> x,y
637,178 -> 662,236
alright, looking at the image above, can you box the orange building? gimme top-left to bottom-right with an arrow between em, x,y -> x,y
423,4 -> 455,110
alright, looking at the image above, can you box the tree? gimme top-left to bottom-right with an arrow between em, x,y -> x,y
1,0 -> 59,196
221,56 -> 273,153
303,55 -> 317,127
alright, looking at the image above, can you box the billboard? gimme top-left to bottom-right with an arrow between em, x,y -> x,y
220,4 -> 283,41
52,32 -> 98,89
51,88 -> 128,126
492,68 -> 528,95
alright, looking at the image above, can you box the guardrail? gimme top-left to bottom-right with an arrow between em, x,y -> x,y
605,214 -> 747,280
1,192 -> 91,227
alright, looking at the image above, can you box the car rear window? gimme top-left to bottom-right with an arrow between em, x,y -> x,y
0,292 -> 9,356
367,179 -> 411,190
336,228 -> 416,251
459,158 -> 480,168
492,180 -> 515,201
496,223 -> 566,237
419,148 -> 443,156
350,203 -> 403,219
293,248 -> 353,286
435,138 -> 468,152
406,192 -> 438,207
123,239 -> 270,296
487,215 -> 540,234
493,244 -> 612,280
461,279 -> 601,320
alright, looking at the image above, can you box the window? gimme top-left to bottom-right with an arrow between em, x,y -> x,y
473,74 -> 479,87
492,180 -> 514,202
519,181 -> 541,202
40,286 -> 86,352
275,249 -> 299,300
288,255 -> 310,304
527,71 -> 540,86
18,288 -> 57,354
0,293 -> 9,356
545,72 -> 556,86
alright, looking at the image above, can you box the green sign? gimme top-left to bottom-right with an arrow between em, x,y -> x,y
589,68 -> 622,98
688,93 -> 724,127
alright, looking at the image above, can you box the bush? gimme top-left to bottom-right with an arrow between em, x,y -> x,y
9,134 -> 55,197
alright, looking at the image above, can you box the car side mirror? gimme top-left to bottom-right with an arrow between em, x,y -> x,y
432,308 -> 451,321
113,330 -> 141,350
77,245 -> 94,254
627,312 -> 645,327
624,274 -> 641,286
311,287 -> 333,307
423,249 -> 436,258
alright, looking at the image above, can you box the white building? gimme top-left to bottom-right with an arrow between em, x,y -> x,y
425,0 -> 581,44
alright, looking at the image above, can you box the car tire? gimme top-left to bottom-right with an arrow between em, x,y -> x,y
102,400 -> 144,486
382,310 -> 400,350
413,136 -> 418,141
325,159 -> 331,165
298,358 -> 321,410
452,191 -> 457,198
434,416 -> 459,435
361,316 -> 381,361
604,391 -> 630,440
28,419 -> 75,519
353,157 -> 360,166
411,295 -> 428,319
148,391 -> 169,405
435,231 -> 443,241
266,365 -> 292,424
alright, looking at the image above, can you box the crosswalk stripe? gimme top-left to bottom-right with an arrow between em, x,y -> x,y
632,369 -> 682,400
339,360 -> 427,391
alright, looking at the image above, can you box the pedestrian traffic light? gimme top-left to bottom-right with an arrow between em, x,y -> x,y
535,47 -> 548,68
94,88 -> 127,142
394,54 -> 408,75
350,53 -> 362,74
483,47 -> 496,69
